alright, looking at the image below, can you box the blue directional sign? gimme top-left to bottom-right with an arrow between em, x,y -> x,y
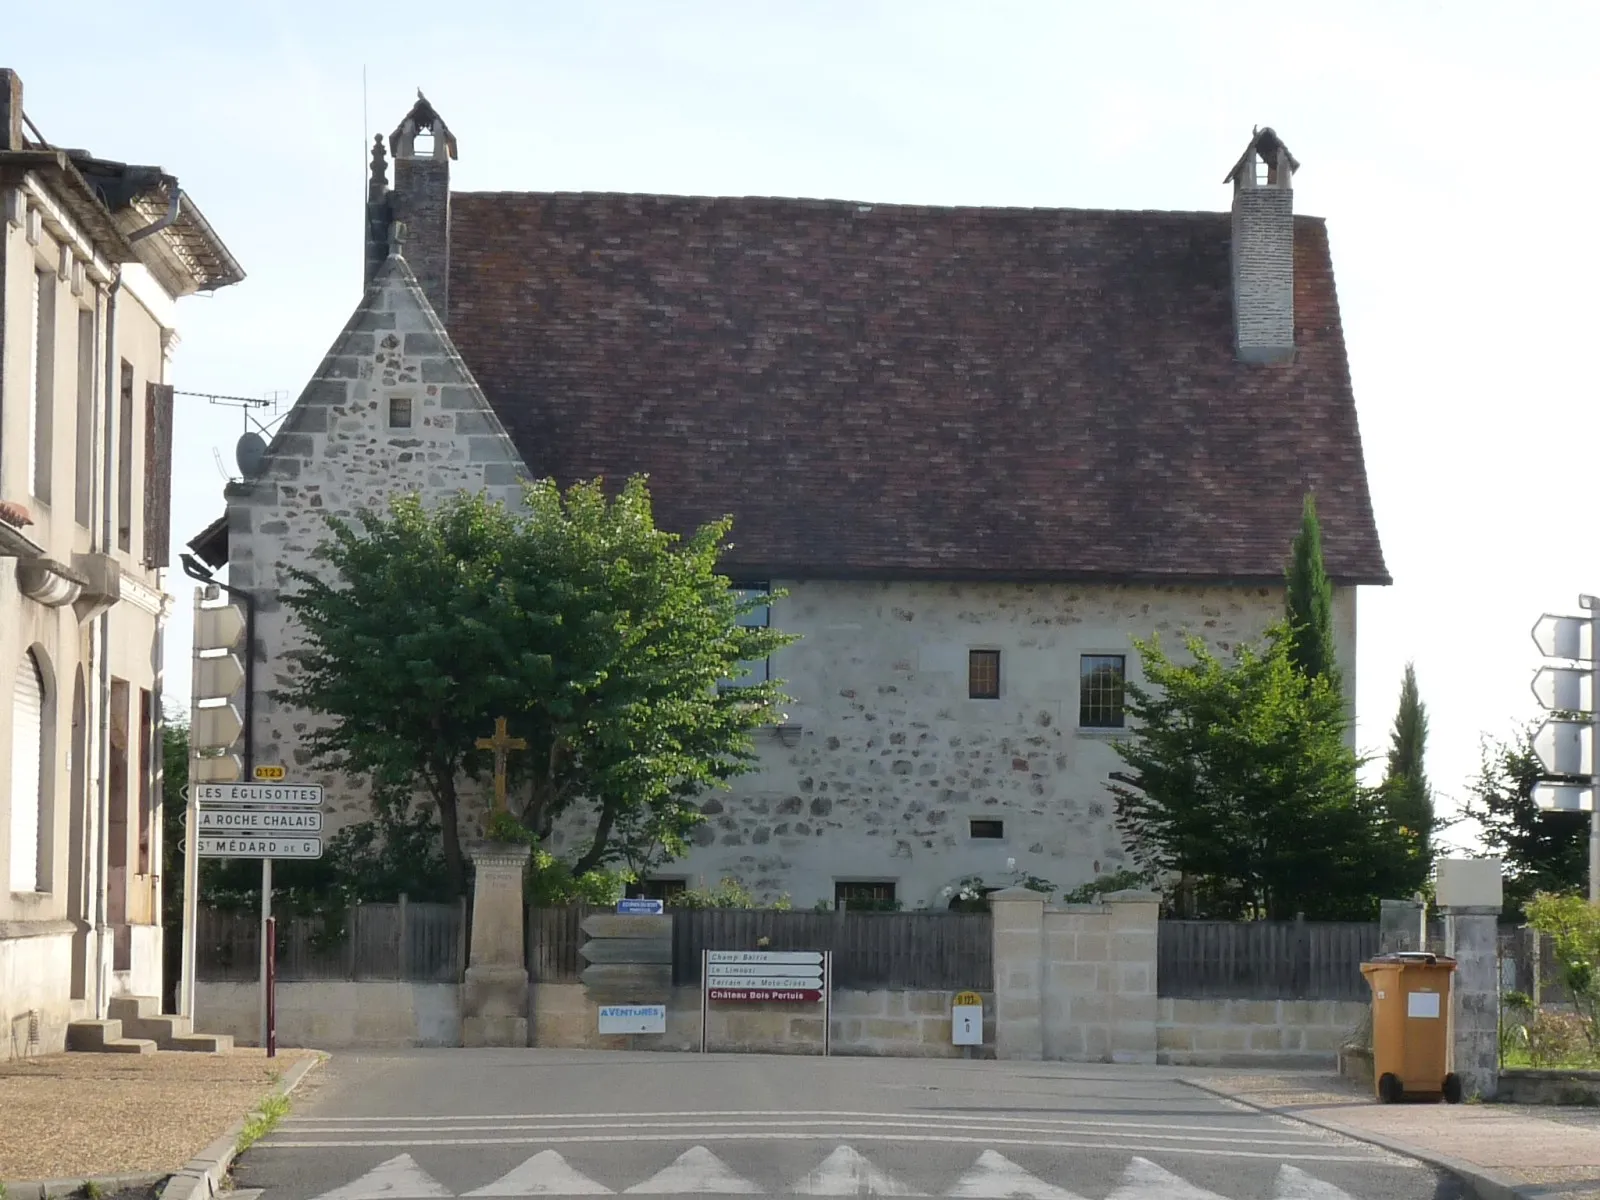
617,898 -> 665,915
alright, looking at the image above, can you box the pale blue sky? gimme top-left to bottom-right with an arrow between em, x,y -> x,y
11,2 -> 1599,844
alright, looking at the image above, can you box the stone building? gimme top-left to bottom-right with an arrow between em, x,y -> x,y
0,69 -> 243,1057
189,100 -> 1385,910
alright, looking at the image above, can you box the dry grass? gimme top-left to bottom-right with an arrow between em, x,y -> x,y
0,1049 -> 315,1183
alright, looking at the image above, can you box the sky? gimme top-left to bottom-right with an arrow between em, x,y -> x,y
10,1 -> 1599,848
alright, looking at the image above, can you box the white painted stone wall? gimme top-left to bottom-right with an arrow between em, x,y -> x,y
195,980 -> 461,1047
0,926 -> 73,1058
552,579 -> 1356,908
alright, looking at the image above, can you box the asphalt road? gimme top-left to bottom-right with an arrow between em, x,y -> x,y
236,1050 -> 1463,1200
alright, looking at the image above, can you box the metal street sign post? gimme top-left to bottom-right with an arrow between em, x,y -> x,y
1531,598 -> 1600,901
701,950 -> 832,1055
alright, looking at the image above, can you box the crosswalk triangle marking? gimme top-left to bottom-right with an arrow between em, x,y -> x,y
1105,1157 -> 1228,1200
464,1150 -> 614,1196
310,1154 -> 453,1200
623,1145 -> 763,1194
1273,1165 -> 1358,1200
793,1144 -> 922,1196
944,1150 -> 1087,1200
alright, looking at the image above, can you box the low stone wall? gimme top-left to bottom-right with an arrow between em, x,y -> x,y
195,981 -> 461,1048
1497,1068 -> 1600,1105
533,983 -> 992,1057
1155,997 -> 1368,1067
0,923 -> 75,1059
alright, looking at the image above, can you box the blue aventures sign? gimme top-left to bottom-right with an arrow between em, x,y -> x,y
617,898 -> 666,915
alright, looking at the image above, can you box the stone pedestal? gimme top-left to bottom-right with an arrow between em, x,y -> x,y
461,842 -> 531,1048
1444,905 -> 1501,1101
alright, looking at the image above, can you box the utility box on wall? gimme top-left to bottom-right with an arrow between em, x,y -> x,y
952,991 -> 983,1046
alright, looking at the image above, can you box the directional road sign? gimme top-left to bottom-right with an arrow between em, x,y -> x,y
1533,665 -> 1595,713
707,951 -> 823,965
193,783 -> 323,807
191,754 -> 242,784
198,834 -> 322,859
617,898 -> 665,915
708,987 -> 823,1003
1534,719 -> 1594,777
197,808 -> 323,832
196,654 -> 245,698
1533,614 -> 1595,662
1533,783 -> 1596,812
193,704 -> 243,751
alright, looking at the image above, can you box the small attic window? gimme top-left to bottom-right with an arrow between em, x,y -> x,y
413,131 -> 434,157
388,395 -> 413,429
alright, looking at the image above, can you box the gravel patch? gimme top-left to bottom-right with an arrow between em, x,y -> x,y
0,1049 -> 315,1183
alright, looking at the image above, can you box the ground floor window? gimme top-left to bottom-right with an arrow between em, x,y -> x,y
835,880 -> 898,911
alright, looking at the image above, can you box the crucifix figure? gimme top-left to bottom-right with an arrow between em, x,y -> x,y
475,716 -> 527,813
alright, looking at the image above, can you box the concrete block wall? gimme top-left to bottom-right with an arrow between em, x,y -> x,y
532,983 -> 993,1057
0,925 -> 74,1058
1155,998 -> 1368,1067
195,981 -> 461,1048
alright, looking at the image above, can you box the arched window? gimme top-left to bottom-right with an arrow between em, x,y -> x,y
10,649 -> 46,892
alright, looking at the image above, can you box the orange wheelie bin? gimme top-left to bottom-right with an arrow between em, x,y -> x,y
1359,951 -> 1461,1103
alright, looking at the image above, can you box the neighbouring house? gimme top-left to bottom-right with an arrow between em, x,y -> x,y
188,97 -> 1385,911
0,69 -> 243,1057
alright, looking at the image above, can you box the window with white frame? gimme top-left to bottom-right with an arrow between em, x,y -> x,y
722,581 -> 771,686
1079,654 -> 1127,728
10,649 -> 47,893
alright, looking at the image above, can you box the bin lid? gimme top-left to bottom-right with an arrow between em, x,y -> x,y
1361,951 -> 1457,967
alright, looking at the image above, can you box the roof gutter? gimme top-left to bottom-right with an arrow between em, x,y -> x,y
128,184 -> 181,243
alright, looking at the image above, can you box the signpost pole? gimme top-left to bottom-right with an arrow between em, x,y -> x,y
700,949 -> 708,1055
1586,596 -> 1600,903
259,856 -> 272,1048
265,915 -> 277,1058
823,951 -> 832,1058
180,589 -> 202,1020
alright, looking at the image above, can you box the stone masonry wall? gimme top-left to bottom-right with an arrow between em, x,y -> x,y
563,579 -> 1357,909
225,250 -> 527,812
532,983 -> 993,1057
1156,997 -> 1368,1067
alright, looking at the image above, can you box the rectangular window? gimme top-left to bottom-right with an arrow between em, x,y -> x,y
75,307 -> 94,527
969,818 -> 1005,839
117,361 -> 134,553
968,649 -> 1000,699
32,268 -> 55,503
1079,654 -> 1127,728
388,395 -> 413,428
835,880 -> 898,911
143,384 -> 174,567
722,581 -> 771,687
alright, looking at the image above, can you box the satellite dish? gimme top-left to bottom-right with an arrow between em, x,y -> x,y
235,432 -> 267,477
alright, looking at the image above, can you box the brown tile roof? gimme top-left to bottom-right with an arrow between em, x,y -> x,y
446,193 -> 1388,585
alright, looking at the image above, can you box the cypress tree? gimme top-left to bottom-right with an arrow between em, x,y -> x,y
1382,662 -> 1435,882
1284,492 -> 1341,692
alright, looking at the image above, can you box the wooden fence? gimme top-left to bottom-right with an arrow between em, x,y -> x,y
527,905 -> 994,991
196,899 -> 465,983
1158,919 -> 1380,1001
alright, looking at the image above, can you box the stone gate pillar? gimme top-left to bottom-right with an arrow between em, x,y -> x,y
1437,858 -> 1504,1101
989,888 -> 1045,1061
461,842 -> 531,1047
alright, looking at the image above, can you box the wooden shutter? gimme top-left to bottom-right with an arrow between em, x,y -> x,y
9,651 -> 44,892
143,382 -> 174,567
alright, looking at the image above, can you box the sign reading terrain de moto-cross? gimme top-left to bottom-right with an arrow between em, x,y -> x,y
705,950 -> 824,1002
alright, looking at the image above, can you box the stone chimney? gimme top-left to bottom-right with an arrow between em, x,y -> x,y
1224,127 -> 1298,363
1,69 -> 26,152
379,92 -> 456,322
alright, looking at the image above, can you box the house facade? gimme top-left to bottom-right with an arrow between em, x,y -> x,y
193,99 -> 1382,911
0,69 -> 242,1057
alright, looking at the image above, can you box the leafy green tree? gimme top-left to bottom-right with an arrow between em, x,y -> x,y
1525,892 -> 1600,1053
279,478 -> 794,896
1109,626 -> 1406,920
1284,492 -> 1341,693
1463,728 -> 1586,918
1377,662 -> 1436,890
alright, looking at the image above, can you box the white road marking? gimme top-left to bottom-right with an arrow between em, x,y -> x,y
308,1153 -> 453,1200
270,1118 -> 1325,1149
1274,1164 -> 1359,1199
622,1145 -> 763,1194
258,1130 -> 1374,1163
1106,1157 -> 1229,1200
945,1149 -> 1088,1200
793,1144 -> 922,1196
462,1150 -> 614,1196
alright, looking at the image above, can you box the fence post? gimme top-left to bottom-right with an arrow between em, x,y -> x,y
347,902 -> 361,981
1294,912 -> 1308,1000
398,894 -> 410,980
456,894 -> 469,981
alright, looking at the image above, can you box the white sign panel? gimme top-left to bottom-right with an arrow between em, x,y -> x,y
703,963 -> 826,979
1533,614 -> 1594,662
598,1004 -> 667,1035
1406,991 -> 1441,1019
706,951 -> 823,965
705,974 -> 823,990
198,835 -> 323,859
194,783 -> 324,808
1534,783 -> 1596,812
952,1003 -> 983,1046
197,808 -> 323,832
1534,719 -> 1594,777
1533,666 -> 1595,714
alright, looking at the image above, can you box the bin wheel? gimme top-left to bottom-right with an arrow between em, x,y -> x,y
1442,1073 -> 1463,1104
1378,1072 -> 1404,1103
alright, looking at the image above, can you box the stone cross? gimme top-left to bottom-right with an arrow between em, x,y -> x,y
475,717 -> 527,814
